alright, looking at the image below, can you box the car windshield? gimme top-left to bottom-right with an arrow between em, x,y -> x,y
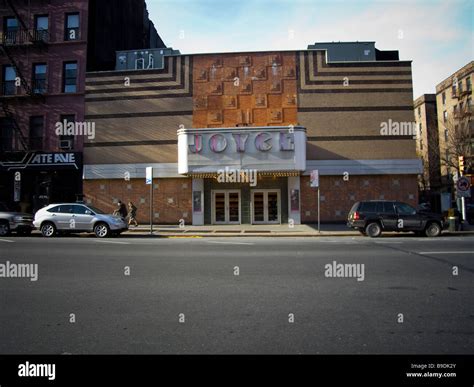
86,205 -> 106,214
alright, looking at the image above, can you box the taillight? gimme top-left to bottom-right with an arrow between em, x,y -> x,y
353,211 -> 360,220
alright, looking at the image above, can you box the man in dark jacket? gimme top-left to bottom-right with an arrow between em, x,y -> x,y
116,200 -> 128,218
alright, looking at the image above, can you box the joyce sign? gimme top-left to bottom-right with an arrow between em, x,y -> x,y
188,132 -> 295,154
177,126 -> 307,174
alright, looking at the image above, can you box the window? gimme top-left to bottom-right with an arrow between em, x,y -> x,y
65,13 -> 79,41
443,110 -> 447,122
58,205 -> 73,214
417,107 -> 421,117
452,82 -> 457,96
47,205 -> 61,213
359,202 -> 377,212
467,77 -> 472,91
383,202 -> 396,214
3,65 -> 16,95
59,114 -> 75,149
3,17 -> 18,43
63,62 -> 77,93
459,79 -> 463,93
0,117 -> 13,151
34,15 -> 48,42
29,116 -> 44,150
444,129 -> 449,141
419,139 -> 423,151
442,92 -> 446,105
395,202 -> 416,215
72,205 -> 90,214
32,63 -> 47,94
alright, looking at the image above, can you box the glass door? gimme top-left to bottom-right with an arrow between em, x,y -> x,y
212,190 -> 240,224
228,192 -> 240,223
214,192 -> 226,223
253,192 -> 264,222
251,190 -> 280,224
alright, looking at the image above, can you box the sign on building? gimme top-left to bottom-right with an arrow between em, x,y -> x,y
310,170 -> 319,188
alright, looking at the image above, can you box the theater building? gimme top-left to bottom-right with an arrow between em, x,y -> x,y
83,42 -> 421,225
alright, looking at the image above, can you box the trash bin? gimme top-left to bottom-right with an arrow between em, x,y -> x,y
448,216 -> 458,232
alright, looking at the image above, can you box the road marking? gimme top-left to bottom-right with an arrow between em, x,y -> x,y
206,241 -> 254,245
418,251 -> 474,254
0,238 -> 14,243
375,241 -> 403,244
95,240 -> 131,245
168,236 -> 203,238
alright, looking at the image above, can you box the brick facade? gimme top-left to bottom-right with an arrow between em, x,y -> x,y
84,178 -> 192,224
300,175 -> 419,222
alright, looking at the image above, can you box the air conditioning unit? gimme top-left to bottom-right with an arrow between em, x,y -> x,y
59,140 -> 72,150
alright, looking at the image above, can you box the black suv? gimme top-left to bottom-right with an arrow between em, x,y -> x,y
347,200 -> 445,237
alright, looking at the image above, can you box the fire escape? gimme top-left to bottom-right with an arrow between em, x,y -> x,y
0,0 -> 49,155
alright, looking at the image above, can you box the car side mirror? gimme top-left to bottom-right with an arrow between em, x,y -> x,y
85,210 -> 93,215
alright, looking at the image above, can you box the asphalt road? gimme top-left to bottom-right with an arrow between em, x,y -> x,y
0,234 -> 473,354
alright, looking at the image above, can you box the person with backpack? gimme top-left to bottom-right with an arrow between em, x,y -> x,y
127,201 -> 138,227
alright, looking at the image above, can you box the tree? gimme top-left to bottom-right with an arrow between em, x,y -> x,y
438,98 -> 473,182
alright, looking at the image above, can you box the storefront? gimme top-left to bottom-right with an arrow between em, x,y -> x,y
0,152 -> 83,213
178,126 -> 306,225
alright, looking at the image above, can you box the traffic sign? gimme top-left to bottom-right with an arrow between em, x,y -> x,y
145,167 -> 153,185
310,170 -> 319,188
456,176 -> 471,198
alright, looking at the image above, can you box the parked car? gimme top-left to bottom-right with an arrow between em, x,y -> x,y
33,203 -> 128,238
347,200 -> 445,238
0,202 -> 34,236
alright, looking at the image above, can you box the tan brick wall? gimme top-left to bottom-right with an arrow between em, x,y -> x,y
84,178 -> 192,225
300,175 -> 419,222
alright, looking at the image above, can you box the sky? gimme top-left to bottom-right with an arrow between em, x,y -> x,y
147,0 -> 473,99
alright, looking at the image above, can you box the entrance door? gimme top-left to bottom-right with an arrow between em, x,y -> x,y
251,190 -> 280,224
212,190 -> 241,224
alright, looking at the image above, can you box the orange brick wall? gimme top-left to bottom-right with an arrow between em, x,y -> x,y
300,175 -> 419,222
192,52 -> 297,128
83,178 -> 192,225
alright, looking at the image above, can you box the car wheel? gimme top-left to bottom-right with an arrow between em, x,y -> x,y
365,222 -> 382,238
0,221 -> 10,236
94,222 -> 110,238
425,222 -> 441,237
40,222 -> 56,237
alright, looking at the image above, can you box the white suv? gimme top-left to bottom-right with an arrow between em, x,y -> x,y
34,203 -> 128,238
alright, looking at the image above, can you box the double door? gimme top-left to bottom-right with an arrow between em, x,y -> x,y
212,190 -> 240,224
251,190 -> 280,224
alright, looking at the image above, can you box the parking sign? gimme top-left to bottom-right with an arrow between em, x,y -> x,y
310,170 -> 319,188
145,167 -> 153,185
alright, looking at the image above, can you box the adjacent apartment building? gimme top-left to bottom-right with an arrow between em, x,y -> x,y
0,0 -> 161,213
413,94 -> 440,193
83,41 -> 421,225
435,61 -> 473,189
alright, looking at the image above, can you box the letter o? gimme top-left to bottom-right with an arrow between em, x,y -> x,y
209,134 -> 227,153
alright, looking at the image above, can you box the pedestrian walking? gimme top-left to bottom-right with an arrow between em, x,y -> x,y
114,200 -> 128,218
128,201 -> 138,227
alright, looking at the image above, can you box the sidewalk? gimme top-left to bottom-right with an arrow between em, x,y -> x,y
122,223 -> 474,237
